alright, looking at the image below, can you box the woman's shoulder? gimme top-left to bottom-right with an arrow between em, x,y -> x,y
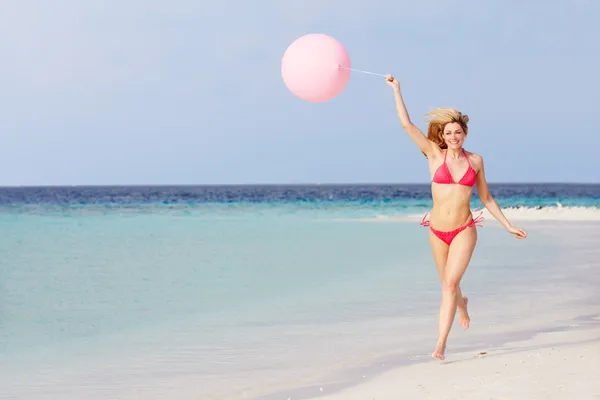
465,150 -> 484,166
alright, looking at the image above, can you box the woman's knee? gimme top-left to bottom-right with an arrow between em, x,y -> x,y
442,279 -> 460,293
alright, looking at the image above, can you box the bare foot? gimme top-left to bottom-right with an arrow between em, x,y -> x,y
458,296 -> 470,330
432,342 -> 445,360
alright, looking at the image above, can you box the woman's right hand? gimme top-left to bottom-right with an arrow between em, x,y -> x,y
385,74 -> 400,90
507,225 -> 528,239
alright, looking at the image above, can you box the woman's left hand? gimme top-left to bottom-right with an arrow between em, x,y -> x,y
507,225 -> 527,239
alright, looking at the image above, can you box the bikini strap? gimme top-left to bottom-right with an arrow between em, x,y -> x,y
462,149 -> 472,167
420,212 -> 431,227
468,211 -> 485,227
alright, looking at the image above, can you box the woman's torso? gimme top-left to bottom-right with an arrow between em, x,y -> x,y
428,149 -> 477,230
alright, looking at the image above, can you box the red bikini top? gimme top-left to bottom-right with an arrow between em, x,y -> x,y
432,149 -> 477,187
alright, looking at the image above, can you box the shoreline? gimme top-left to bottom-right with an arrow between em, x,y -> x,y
249,218 -> 600,400
306,320 -> 600,400
251,306 -> 600,400
2,218 -> 598,400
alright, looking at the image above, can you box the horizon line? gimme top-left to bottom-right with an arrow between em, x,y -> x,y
0,181 -> 598,189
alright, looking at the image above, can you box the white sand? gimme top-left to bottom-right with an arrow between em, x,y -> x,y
345,206 -> 600,223
477,206 -> 600,222
315,210 -> 600,400
310,325 -> 600,400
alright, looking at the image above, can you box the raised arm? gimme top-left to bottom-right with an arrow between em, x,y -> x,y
385,75 -> 437,157
474,155 -> 527,239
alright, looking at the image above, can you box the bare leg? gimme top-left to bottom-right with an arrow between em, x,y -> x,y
432,227 -> 477,360
429,233 -> 471,331
459,295 -> 470,329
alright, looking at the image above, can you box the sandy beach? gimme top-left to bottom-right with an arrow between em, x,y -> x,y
302,213 -> 600,400
309,321 -> 600,400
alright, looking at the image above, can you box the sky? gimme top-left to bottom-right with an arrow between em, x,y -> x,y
0,0 -> 598,186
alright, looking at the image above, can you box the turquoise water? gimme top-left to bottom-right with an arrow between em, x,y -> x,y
1,211 -> 429,353
1,185 -> 599,399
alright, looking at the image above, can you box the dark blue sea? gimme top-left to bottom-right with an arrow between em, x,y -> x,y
0,183 -> 598,211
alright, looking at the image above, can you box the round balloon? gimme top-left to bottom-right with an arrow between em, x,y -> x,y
281,34 -> 351,102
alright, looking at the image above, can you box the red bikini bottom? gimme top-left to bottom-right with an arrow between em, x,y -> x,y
420,211 -> 484,245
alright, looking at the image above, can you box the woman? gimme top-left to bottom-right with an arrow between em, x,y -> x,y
385,74 -> 527,361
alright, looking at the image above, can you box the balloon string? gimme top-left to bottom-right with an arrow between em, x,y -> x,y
338,65 -> 387,78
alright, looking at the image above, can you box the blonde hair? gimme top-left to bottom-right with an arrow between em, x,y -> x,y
424,108 -> 469,155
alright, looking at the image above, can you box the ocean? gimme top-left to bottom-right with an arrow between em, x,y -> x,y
1,183 -> 599,400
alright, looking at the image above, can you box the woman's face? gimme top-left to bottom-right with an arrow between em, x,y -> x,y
443,122 -> 466,149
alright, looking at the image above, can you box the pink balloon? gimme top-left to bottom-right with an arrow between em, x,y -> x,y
281,34 -> 351,102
